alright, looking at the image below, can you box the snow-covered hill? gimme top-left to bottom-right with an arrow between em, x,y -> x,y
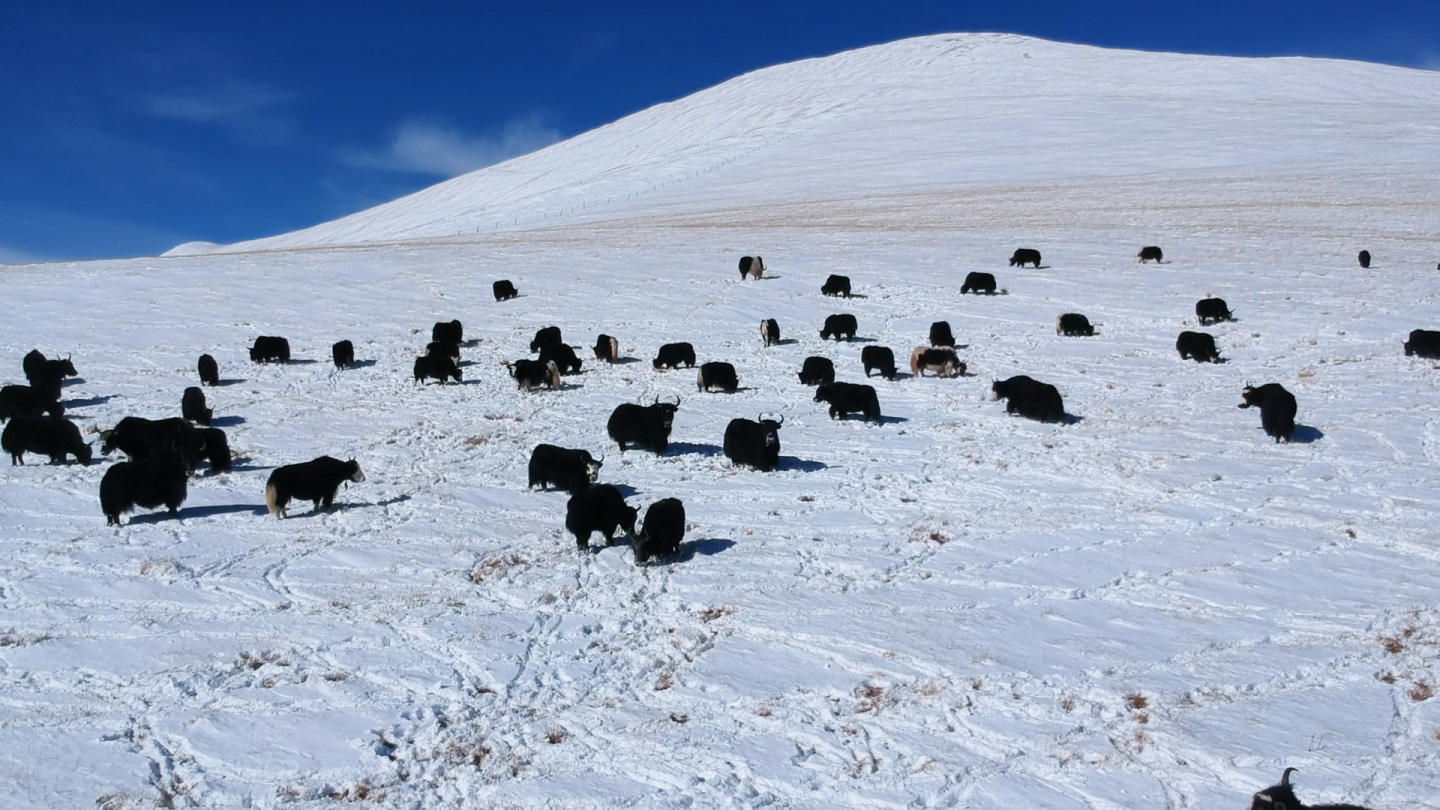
6,34 -> 1440,808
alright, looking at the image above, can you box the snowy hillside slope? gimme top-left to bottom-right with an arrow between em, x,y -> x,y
5,33 -> 1440,809
170,32 -> 1440,255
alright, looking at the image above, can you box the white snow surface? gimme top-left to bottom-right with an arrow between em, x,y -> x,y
5,32 -> 1440,808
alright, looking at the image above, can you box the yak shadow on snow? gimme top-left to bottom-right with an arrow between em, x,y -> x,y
125,503 -> 268,524
666,537 -> 737,563
211,415 -> 245,427
614,357 -> 644,365
606,483 -> 641,498
214,378 -> 246,387
1289,425 -> 1324,443
344,359 -> 379,370
777,456 -> 828,473
767,338 -> 800,347
62,394 -> 113,409
278,493 -> 413,519
665,442 -> 723,458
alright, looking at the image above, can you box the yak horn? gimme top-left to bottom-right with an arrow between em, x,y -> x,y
1280,768 -> 1297,787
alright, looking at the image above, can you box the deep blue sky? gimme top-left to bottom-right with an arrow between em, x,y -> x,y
2,1 -> 1434,263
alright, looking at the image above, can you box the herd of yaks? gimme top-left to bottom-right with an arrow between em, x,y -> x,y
0,244 -> 1431,806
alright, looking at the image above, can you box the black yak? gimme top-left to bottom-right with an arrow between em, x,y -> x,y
181,386 -> 212,426
3,417 -> 91,465
265,456 -> 365,519
992,375 -> 1065,423
1403,329 -> 1440,359
1358,250 -> 1371,269
607,397 -> 679,453
738,256 -> 765,279
195,427 -> 232,474
929,321 -> 955,347
697,361 -> 739,393
862,346 -> 896,380
507,358 -> 561,391
0,385 -> 64,421
1246,767 -> 1370,810
100,450 -> 187,526
332,340 -> 355,369
528,444 -> 602,494
1055,313 -> 1094,336
414,354 -> 462,384
820,314 -> 857,341
634,498 -> 686,563
1195,297 -> 1233,325
197,354 -> 220,386
797,356 -> 835,386
821,274 -> 852,297
538,343 -> 583,375
814,382 -> 881,422
1136,246 -> 1163,263
493,279 -> 518,301
1009,248 -> 1041,268
530,326 -> 562,353
1176,331 -> 1221,363
1240,383 -> 1297,443
961,272 -> 996,294
652,342 -> 696,370
249,336 -> 290,363
724,415 -> 782,472
565,485 -> 637,550
102,417 -> 207,471
432,320 -> 463,344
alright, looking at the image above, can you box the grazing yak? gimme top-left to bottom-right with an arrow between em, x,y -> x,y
528,444 -> 601,494
197,354 -> 220,386
697,362 -> 739,393
493,279 -> 518,301
530,326 -> 562,353
1136,246 -> 1163,263
910,347 -> 964,378
929,321 -> 955,348
565,484 -> 637,550
102,417 -> 207,471
1358,250 -> 1371,269
538,342 -> 583,375
1247,768 -> 1370,810
607,396 -> 679,454
266,456 -> 365,519
1055,313 -> 1094,337
797,356 -> 835,386
1240,383 -> 1297,443
738,256 -> 765,280
100,450 -> 187,526
1176,331 -> 1222,363
332,340 -> 355,369
862,346 -> 897,380
507,358 -> 561,391
432,320 -> 463,344
815,382 -> 881,422
195,427 -> 232,474
593,334 -> 619,364
961,272 -> 997,295
0,385 -> 64,421
426,340 -> 460,360
1009,248 -> 1042,268
1195,297 -> 1233,325
821,274 -> 852,297
992,375 -> 1065,423
181,386 -> 213,426
761,318 -> 781,347
820,314 -> 858,341
249,336 -> 290,363
414,353 -> 462,384
634,498 -> 686,563
652,342 -> 696,370
3,417 -> 91,465
1402,329 -> 1440,359
724,415 -> 782,472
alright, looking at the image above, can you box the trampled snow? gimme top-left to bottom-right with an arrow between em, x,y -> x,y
5,33 -> 1440,808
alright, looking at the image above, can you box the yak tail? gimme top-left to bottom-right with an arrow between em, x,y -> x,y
265,482 -> 281,518
909,347 -> 924,376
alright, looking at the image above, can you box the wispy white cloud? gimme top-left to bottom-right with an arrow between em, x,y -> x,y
141,80 -> 296,143
338,117 -> 562,177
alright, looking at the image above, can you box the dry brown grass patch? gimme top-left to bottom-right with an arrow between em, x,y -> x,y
698,606 -> 736,622
1381,636 -> 1404,654
1126,693 -> 1148,710
655,672 -> 674,691
546,729 -> 566,744
1411,682 -> 1434,702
